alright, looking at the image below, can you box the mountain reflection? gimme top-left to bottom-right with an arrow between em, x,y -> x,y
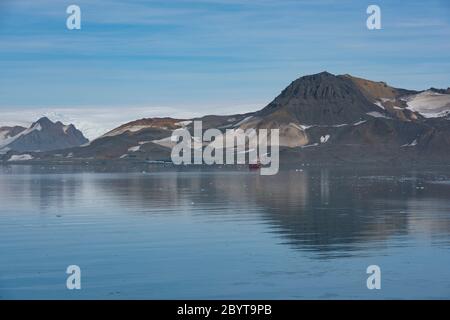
2,165 -> 450,256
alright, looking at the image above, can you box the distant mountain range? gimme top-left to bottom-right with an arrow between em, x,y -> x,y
2,71 -> 450,165
0,117 -> 88,155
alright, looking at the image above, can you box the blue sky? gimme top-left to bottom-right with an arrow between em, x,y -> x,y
0,0 -> 449,135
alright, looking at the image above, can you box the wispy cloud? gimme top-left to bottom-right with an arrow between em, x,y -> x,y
0,0 -> 449,109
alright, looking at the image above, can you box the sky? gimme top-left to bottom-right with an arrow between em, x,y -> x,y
0,0 -> 450,138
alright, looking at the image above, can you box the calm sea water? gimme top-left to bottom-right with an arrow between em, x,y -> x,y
1,165 -> 450,299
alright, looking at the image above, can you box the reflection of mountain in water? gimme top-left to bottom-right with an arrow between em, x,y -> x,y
245,169 -> 450,255
2,165 -> 450,256
252,169 -> 410,255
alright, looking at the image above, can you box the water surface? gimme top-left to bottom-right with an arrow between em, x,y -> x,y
1,165 -> 450,299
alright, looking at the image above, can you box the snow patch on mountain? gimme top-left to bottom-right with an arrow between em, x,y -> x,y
374,101 -> 385,110
367,111 -> 391,119
404,90 -> 450,118
289,123 -> 312,131
104,125 -> 152,137
0,147 -> 11,155
332,123 -> 348,128
0,123 -> 42,150
234,116 -> 253,127
8,154 -> 34,161
151,136 -> 175,148
175,120 -> 192,127
0,130 -> 10,142
320,135 -> 330,143
128,145 -> 141,152
401,139 -> 418,147
301,143 -> 319,148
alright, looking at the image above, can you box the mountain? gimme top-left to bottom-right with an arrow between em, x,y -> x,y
25,117 -> 189,161
101,117 -> 184,137
257,71 -> 383,125
430,87 -> 450,95
341,74 -> 417,101
20,114 -> 256,162
228,71 -> 393,147
200,72 -> 424,148
4,72 -> 450,165
0,126 -> 27,142
0,117 -> 88,154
